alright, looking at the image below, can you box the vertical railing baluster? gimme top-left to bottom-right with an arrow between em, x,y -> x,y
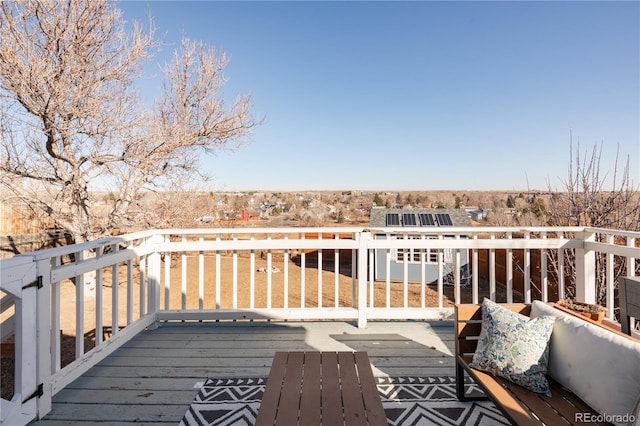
524,231 -> 531,303
139,252 -> 146,318
558,232 -> 565,301
489,233 -> 496,301
437,233 -> 444,309
215,235 -> 221,309
300,233 -> 306,309
284,235 -> 289,309
368,249 -> 374,308
181,235 -> 187,310
126,240 -> 133,325
541,231 -> 548,303
250,235 -> 255,309
317,233 -> 322,308
198,235 -> 204,310
472,235 -> 478,304
95,247 -> 103,346
111,243 -> 119,335
628,237 -> 636,276
51,256 -> 61,373
267,234 -> 272,310
351,239 -> 357,309
75,249 -> 84,358
164,236 -> 170,311
420,234 -> 426,308
506,232 -> 513,303
334,234 -> 339,309
232,235 -> 238,309
403,234 -> 409,308
455,233 -> 461,305
385,243 -> 391,309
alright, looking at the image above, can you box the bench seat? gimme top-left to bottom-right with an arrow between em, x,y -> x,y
455,303 -> 613,426
457,354 -> 609,425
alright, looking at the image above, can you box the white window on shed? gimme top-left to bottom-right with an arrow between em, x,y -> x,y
393,234 -> 456,264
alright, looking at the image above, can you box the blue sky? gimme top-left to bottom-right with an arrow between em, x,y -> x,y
120,1 -> 640,192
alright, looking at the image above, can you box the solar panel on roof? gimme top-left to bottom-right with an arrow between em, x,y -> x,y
419,213 -> 435,226
436,213 -> 453,226
402,213 -> 417,226
386,213 -> 400,226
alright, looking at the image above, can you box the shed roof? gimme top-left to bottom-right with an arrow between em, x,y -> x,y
369,207 -> 472,228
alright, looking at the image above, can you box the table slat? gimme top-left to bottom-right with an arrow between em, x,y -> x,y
255,352 -> 288,426
354,352 -> 388,426
275,352 -> 304,425
339,352 -> 368,426
299,352 -> 322,426
320,352 -> 343,425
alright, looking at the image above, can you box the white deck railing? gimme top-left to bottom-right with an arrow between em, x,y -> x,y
1,226 -> 639,424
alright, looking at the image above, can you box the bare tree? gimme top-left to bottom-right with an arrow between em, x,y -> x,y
0,0 -> 257,243
549,139 -> 640,230
547,139 -> 640,307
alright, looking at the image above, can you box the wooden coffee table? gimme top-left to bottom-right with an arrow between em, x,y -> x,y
255,351 -> 387,426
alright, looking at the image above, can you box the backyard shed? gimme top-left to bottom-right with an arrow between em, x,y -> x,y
369,207 -> 472,284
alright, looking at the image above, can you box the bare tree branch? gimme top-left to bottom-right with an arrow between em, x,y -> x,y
0,0 -> 258,243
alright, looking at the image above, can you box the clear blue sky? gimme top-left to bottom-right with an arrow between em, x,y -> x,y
120,1 -> 640,192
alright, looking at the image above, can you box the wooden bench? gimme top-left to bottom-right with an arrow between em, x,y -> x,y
455,303 -> 612,426
255,351 -> 387,426
619,276 -> 640,336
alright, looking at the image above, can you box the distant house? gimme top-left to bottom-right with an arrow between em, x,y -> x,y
239,209 -> 261,221
465,208 -> 487,221
369,207 -> 472,285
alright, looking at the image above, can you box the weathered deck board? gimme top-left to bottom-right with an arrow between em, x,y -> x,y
31,321 -> 455,425
33,403 -> 187,423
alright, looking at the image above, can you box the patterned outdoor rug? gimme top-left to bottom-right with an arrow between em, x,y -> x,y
179,376 -> 509,426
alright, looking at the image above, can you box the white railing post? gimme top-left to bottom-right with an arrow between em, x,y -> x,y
606,234 -> 615,319
36,257 -> 52,418
147,233 -> 163,326
575,230 -> 596,304
357,232 -> 371,328
628,237 -> 636,277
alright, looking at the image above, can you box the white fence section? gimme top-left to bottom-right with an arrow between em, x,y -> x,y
0,226 -> 639,424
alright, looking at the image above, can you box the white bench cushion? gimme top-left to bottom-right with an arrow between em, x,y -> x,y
531,301 -> 640,426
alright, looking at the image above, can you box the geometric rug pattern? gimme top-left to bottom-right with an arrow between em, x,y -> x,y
179,376 -> 509,426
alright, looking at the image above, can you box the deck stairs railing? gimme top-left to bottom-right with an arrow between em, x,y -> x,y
1,226 -> 639,424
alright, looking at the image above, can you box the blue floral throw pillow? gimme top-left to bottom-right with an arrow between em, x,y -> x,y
469,298 -> 555,396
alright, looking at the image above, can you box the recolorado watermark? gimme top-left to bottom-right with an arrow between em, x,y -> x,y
575,412 -> 636,424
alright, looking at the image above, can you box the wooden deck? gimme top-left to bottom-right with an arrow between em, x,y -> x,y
30,320 -> 456,425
